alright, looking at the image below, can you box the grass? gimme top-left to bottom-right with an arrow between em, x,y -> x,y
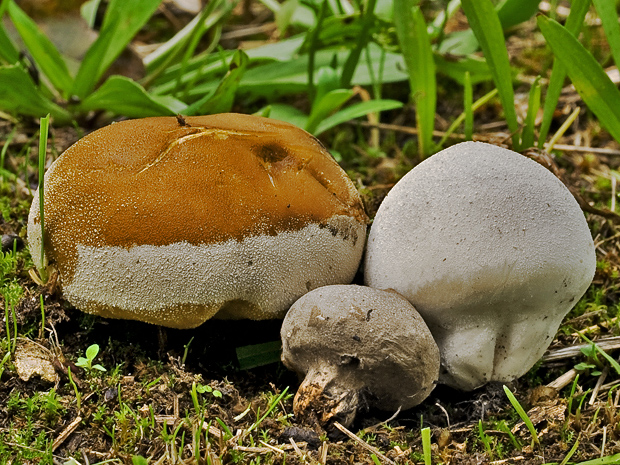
36,114 -> 48,283
2,1 -> 620,463
461,0 -> 520,148
394,0 -> 436,157
503,385 -> 540,449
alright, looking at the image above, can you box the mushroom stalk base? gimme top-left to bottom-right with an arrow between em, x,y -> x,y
293,366 -> 363,429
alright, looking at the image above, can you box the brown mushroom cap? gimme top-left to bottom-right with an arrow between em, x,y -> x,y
281,285 -> 440,428
28,114 -> 368,328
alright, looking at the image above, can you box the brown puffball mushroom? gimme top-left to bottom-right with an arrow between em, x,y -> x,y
281,285 -> 440,429
28,114 -> 368,328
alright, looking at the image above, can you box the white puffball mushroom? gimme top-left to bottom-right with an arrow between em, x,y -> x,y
28,114 -> 368,328
364,141 -> 596,391
281,285 -> 440,428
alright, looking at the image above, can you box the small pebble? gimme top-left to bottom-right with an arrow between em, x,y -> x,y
2,234 -> 24,252
104,388 -> 117,402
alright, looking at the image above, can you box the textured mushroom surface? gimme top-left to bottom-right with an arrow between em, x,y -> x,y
364,141 -> 596,391
281,285 -> 439,428
28,114 -> 368,328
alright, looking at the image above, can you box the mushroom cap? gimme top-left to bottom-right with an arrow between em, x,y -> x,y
281,284 -> 440,416
364,141 -> 596,390
28,114 -> 367,328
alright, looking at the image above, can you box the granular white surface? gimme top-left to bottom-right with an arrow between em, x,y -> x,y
364,141 -> 596,390
55,216 -> 365,327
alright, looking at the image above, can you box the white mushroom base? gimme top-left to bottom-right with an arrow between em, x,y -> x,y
32,216 -> 365,328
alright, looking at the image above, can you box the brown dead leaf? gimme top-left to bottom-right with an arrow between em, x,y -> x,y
511,399 -> 567,434
14,337 -> 58,383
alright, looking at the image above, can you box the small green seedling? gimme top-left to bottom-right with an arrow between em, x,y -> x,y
190,381 -> 222,417
574,343 -> 603,376
579,334 -> 620,375
75,344 -> 106,372
195,383 -> 222,398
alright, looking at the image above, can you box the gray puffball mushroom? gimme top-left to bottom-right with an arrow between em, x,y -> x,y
28,114 -> 368,328
364,141 -> 596,391
281,285 -> 440,429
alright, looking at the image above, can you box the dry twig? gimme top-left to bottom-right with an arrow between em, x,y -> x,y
333,421 -> 396,465
52,416 -> 82,452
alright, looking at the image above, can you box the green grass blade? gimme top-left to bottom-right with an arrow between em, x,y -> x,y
0,26 -> 18,64
174,2 -> 224,97
340,0 -> 377,88
144,0 -> 232,76
81,0 -> 102,28
434,54 -> 491,85
38,114 -> 49,278
314,99 -> 403,136
592,0 -> 620,69
521,76 -> 541,149
477,420 -> 493,457
131,456 -> 149,465
503,385 -> 540,447
0,125 -> 15,176
6,0 -> 73,94
165,43 -> 408,102
538,0 -> 589,148
78,76 -> 179,117
538,15 -> 620,145
306,89 -> 355,134
189,49 -> 249,115
558,438 -> 579,465
262,103 -> 309,129
245,387 -> 289,436
421,426 -> 432,465
439,0 -> 539,56
236,340 -> 282,370
464,71 -> 473,140
496,0 -> 543,30
438,88 -> 498,147
72,0 -> 161,99
0,65 -> 71,122
305,0 -> 329,101
574,453 -> 620,465
393,1 -> 436,157
313,66 -> 342,108
0,2 -> 19,64
461,0 -> 519,148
